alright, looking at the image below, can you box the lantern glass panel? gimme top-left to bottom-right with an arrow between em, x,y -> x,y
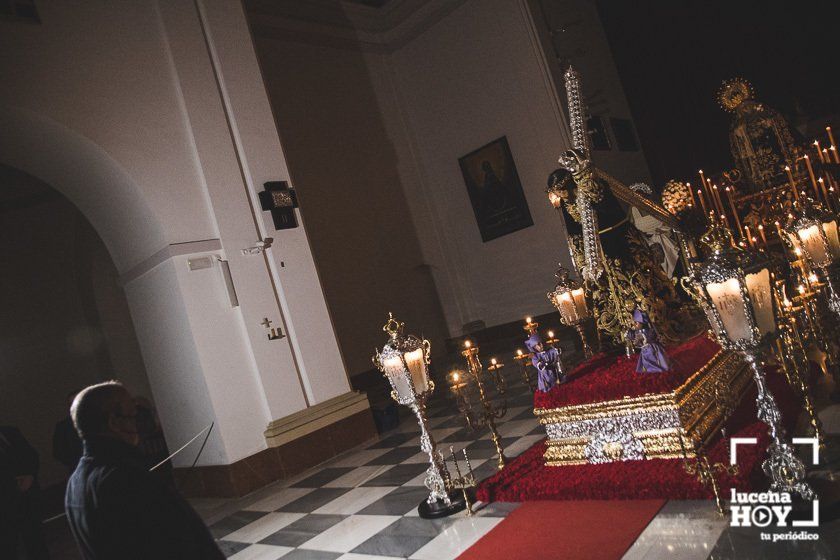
706,278 -> 752,342
745,268 -> 775,337
798,224 -> 830,267
556,291 -> 577,323
571,288 -> 588,318
404,348 -> 428,394
823,219 -> 840,259
382,355 -> 413,400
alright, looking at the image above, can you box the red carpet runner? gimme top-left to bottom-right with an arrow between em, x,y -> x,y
457,500 -> 666,560
478,362 -> 801,502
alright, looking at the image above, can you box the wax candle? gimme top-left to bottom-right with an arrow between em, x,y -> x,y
828,127 -> 840,163
725,187 -> 744,239
784,165 -> 799,201
697,189 -> 709,215
803,155 -> 820,199
815,140 -> 825,163
758,224 -> 767,248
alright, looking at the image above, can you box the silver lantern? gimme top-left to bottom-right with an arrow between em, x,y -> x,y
372,314 -> 467,517
686,224 -> 815,500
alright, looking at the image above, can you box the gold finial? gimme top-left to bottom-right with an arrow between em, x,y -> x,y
382,312 -> 404,339
717,78 -> 755,112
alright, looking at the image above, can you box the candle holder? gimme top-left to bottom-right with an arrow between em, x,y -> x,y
444,445 -> 477,516
513,348 -> 537,392
372,314 -> 468,518
547,266 -> 594,358
685,223 -> 815,500
451,340 -> 508,470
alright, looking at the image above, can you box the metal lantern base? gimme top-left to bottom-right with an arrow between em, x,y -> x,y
418,490 -> 471,519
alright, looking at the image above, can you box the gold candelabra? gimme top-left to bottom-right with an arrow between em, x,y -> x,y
451,340 -> 508,470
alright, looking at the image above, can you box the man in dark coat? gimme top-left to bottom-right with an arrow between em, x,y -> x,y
0,424 -> 50,559
64,381 -> 224,560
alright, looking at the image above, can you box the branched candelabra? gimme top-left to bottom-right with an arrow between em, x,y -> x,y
450,340 -> 508,470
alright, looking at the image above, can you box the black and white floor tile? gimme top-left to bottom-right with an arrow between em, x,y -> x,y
202,369 -> 840,560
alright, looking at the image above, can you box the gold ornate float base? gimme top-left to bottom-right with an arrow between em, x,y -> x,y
534,349 -> 751,466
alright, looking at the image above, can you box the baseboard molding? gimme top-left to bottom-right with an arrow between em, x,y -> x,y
174,399 -> 377,498
264,391 -> 370,447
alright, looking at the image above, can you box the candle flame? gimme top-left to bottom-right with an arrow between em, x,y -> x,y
757,224 -> 763,230
547,330 -> 554,338
452,371 -> 460,382
516,349 -> 523,356
809,273 -> 818,283
798,284 -> 806,294
525,316 -> 532,323
464,340 -> 471,348
785,165 -> 791,171
490,358 -> 497,365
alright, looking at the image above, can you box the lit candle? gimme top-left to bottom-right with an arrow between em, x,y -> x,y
725,187 -> 744,239
819,177 -> 832,210
803,155 -> 820,199
784,165 -> 799,201
490,358 -> 497,365
828,127 -> 840,163
774,220 -> 785,243
815,140 -> 825,163
744,225 -> 753,247
464,340 -> 472,349
697,189 -> 709,215
758,224 -> 767,248
547,330 -> 554,339
516,348 -> 524,356
687,182 -> 696,207
712,184 -> 725,215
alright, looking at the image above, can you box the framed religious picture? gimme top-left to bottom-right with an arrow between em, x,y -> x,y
458,136 -> 533,242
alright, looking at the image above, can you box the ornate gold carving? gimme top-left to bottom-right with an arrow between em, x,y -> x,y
537,347 -> 752,466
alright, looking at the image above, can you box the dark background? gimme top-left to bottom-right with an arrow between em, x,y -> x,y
596,0 -> 840,186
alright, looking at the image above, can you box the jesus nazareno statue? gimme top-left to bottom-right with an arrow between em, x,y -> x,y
547,164 -> 700,345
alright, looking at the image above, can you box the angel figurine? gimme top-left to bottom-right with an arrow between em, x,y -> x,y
625,308 -> 671,373
525,332 -> 566,391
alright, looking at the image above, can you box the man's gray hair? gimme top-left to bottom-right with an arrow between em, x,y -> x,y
71,381 -> 127,440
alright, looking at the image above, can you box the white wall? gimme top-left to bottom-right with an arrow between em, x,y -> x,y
0,0 -> 350,468
375,0 -> 576,334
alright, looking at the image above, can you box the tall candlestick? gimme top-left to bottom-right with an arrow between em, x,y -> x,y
828,127 -> 840,163
725,187 -> 744,239
784,165 -> 799,201
815,140 -> 826,163
830,145 -> 839,164
687,182 -> 696,207
758,224 -> 768,248
712,184 -> 725,216
744,225 -> 753,247
819,178 -> 832,211
803,155 -> 820,199
697,189 -> 709,215
823,148 -> 831,163
699,170 -> 714,209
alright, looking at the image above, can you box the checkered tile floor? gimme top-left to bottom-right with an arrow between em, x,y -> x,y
203,365 -> 840,560
207,374 -> 538,560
